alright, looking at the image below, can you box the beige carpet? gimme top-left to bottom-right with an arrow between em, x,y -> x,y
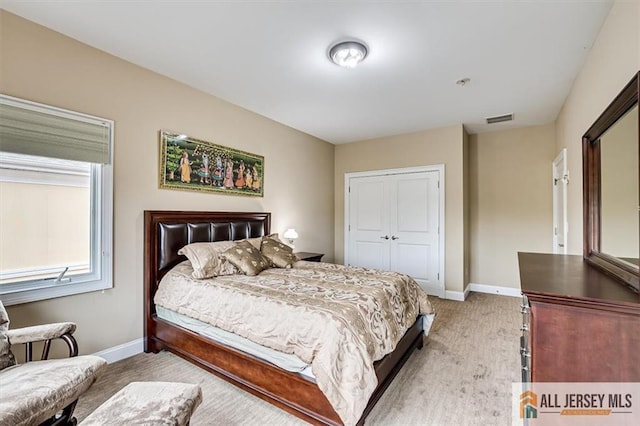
75,292 -> 521,425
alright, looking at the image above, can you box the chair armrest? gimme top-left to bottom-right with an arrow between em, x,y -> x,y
7,322 -> 78,361
7,322 -> 76,345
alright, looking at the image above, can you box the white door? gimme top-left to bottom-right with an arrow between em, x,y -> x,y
389,172 -> 441,295
552,149 -> 568,254
346,167 -> 444,297
348,175 -> 390,270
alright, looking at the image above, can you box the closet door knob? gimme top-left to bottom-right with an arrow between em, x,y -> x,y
391,236 -> 399,240
380,235 -> 389,240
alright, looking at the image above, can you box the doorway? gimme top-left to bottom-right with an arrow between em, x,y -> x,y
344,165 -> 445,297
552,149 -> 568,254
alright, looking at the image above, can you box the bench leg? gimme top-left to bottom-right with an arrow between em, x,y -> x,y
39,400 -> 77,426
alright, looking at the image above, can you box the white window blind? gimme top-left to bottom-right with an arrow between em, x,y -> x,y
0,95 -> 111,164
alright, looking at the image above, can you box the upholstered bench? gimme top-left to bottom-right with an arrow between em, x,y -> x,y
80,381 -> 202,426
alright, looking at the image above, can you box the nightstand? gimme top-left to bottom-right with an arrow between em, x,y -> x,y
295,252 -> 324,262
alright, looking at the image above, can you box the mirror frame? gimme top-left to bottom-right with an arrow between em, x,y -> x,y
583,71 -> 639,292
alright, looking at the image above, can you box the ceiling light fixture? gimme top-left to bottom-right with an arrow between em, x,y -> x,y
329,40 -> 368,69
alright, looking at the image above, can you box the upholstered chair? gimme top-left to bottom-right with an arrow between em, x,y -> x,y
0,301 -> 106,426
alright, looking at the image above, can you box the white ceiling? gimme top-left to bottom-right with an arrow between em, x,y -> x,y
1,0 -> 613,144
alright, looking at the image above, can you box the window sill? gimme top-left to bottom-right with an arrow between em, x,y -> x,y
0,279 -> 112,306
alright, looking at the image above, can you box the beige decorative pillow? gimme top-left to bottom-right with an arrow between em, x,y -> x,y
260,237 -> 298,268
246,233 -> 279,249
245,236 -> 263,250
178,241 -> 239,279
221,240 -> 271,276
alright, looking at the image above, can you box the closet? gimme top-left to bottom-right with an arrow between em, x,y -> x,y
345,166 -> 444,297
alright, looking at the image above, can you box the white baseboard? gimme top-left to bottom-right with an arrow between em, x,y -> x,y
92,337 -> 144,364
467,282 -> 522,298
444,290 -> 466,301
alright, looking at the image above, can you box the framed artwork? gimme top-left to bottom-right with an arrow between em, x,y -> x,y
159,130 -> 264,197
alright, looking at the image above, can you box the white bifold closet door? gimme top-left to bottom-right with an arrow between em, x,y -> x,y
347,169 -> 443,297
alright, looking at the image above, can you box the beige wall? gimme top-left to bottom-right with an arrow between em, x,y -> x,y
334,125 -> 467,294
555,0 -> 639,255
1,12 -> 335,354
469,124 -> 556,289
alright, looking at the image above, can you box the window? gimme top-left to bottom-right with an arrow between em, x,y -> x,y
0,94 -> 113,305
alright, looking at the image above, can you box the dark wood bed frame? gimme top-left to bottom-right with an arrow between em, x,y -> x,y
144,210 -> 424,425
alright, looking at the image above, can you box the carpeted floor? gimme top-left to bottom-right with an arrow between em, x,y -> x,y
75,292 -> 521,425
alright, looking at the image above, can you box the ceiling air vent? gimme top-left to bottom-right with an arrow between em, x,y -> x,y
486,113 -> 514,124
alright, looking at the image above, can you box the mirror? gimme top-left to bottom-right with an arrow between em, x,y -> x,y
583,71 -> 639,292
600,104 -> 639,265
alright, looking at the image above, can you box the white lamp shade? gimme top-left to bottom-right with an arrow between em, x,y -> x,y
283,229 -> 298,240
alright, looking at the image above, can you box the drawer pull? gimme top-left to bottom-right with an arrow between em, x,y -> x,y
520,325 -> 529,332
522,366 -> 529,372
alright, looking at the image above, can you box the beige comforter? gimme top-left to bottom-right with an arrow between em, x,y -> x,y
154,260 -> 434,425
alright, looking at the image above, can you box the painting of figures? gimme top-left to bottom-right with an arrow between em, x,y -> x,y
159,130 -> 264,197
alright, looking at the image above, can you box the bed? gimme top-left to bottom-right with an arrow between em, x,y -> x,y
144,210 -> 433,425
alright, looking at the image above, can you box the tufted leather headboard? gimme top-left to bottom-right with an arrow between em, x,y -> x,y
144,211 -> 271,320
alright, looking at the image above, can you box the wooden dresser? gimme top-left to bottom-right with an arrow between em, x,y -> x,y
518,252 -> 640,383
